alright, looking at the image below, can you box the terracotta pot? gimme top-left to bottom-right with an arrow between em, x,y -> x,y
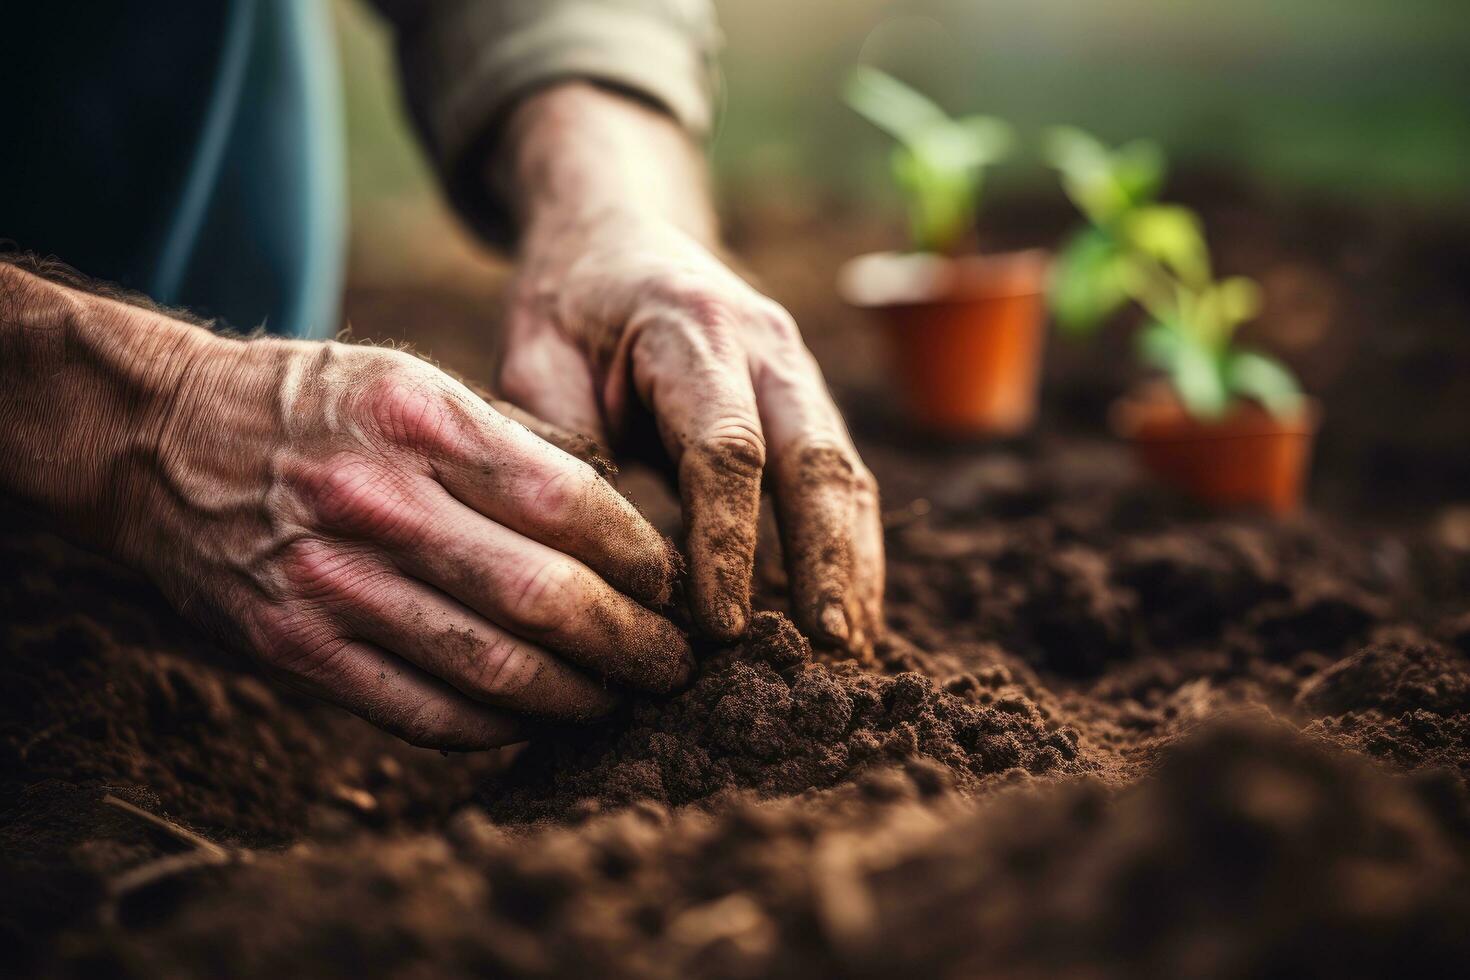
839,249 -> 1050,435
1111,387 -> 1320,516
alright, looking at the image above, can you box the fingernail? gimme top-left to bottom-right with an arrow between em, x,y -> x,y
711,602 -> 747,642
819,603 -> 849,643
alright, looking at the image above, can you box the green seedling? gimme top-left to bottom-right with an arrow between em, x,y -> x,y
845,66 -> 1015,255
1042,126 -> 1303,421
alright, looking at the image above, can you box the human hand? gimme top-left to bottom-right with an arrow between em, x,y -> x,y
1,265 -> 690,749
499,207 -> 884,653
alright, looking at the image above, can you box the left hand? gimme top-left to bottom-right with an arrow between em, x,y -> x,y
498,207 -> 884,654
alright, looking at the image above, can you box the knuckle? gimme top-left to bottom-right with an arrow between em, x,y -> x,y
647,281 -> 739,343
276,537 -> 393,606
301,454 -> 420,539
362,365 -> 458,453
751,300 -> 801,345
253,604 -> 347,678
653,271 -> 722,309
695,421 -> 767,480
657,281 -> 799,353
277,537 -> 345,598
663,312 -> 738,367
506,557 -> 582,634
679,294 -> 736,336
527,463 -> 599,524
798,441 -> 855,478
463,633 -> 533,702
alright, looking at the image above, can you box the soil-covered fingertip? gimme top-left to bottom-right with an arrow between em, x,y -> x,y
573,598 -> 695,694
625,536 -> 682,610
695,599 -> 748,644
818,603 -> 849,643
680,439 -> 762,643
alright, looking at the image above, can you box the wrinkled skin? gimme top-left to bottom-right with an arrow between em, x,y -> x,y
0,263 -> 690,749
498,85 -> 885,654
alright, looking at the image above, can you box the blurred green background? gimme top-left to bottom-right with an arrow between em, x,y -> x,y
334,0 -> 1470,272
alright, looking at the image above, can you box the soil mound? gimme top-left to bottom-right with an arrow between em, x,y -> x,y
485,612 -> 1089,823
1296,632 -> 1470,780
1296,634 -> 1470,717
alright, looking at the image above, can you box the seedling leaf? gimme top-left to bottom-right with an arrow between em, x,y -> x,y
1043,128 -> 1166,227
844,66 -> 947,146
1043,126 -> 1123,225
1051,227 -> 1129,335
1169,333 -> 1230,420
1212,276 -> 1264,327
1225,349 -> 1304,418
1046,125 -> 1307,423
956,115 -> 1017,167
892,145 -> 978,253
1122,205 -> 1210,287
1136,320 -> 1182,368
1041,127 -> 1112,181
846,68 -> 1012,253
1110,139 -> 1166,208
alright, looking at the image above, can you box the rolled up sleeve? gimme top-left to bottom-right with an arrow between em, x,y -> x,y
372,0 -> 721,246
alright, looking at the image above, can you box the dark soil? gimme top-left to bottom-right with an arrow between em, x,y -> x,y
4,184 -> 1470,977
484,612 -> 1089,825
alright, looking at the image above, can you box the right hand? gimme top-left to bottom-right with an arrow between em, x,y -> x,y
3,267 -> 690,750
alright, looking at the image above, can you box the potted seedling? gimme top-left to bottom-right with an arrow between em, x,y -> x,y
1043,126 -> 1318,515
838,67 -> 1049,436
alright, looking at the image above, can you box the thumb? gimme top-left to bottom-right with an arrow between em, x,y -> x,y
486,397 -> 615,478
498,323 -> 610,449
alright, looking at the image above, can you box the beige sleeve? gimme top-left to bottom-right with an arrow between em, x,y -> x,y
369,0 -> 722,247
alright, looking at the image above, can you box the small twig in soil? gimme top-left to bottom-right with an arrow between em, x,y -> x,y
99,794 -> 243,923
100,794 -> 230,861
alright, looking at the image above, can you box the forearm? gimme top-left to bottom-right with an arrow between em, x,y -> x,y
500,83 -> 717,248
0,261 -> 212,550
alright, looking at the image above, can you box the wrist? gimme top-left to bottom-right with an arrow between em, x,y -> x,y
498,82 -> 718,248
0,263 -> 226,551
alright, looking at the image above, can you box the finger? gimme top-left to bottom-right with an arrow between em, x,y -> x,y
318,469 -> 693,692
750,323 -> 884,652
847,465 -> 886,655
275,633 -> 526,751
630,312 -> 765,642
487,397 -> 615,478
440,363 -> 614,476
315,554 -> 618,722
498,321 -> 610,446
418,380 -> 678,608
771,443 -> 857,646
